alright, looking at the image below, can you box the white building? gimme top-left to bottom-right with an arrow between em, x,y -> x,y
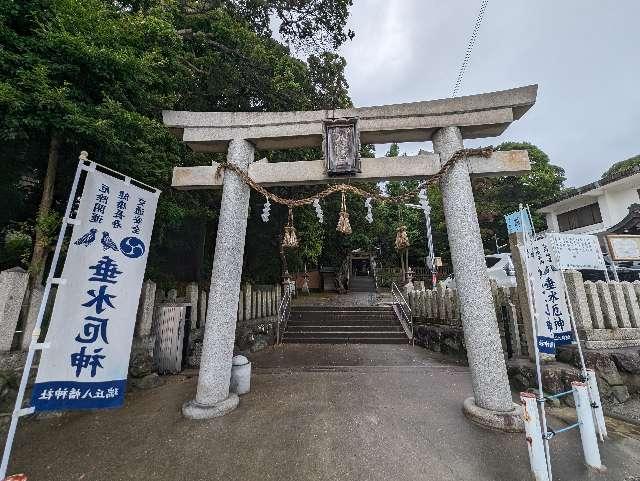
538,166 -> 640,234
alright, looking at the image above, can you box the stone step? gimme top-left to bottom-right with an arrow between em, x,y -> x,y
290,306 -> 393,312
282,335 -> 407,344
284,301 -> 406,343
288,319 -> 398,327
290,312 -> 396,321
285,330 -> 405,337
286,325 -> 403,333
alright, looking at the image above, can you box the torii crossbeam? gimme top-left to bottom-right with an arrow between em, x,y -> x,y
164,85 -> 538,431
172,150 -> 530,189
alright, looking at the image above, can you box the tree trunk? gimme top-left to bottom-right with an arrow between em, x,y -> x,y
29,135 -> 60,288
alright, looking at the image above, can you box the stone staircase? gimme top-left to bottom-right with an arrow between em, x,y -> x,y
283,305 -> 407,344
348,275 -> 376,292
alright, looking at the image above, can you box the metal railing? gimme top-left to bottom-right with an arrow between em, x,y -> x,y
276,282 -> 292,345
391,282 -> 413,342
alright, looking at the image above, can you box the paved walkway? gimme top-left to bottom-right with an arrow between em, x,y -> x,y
8,344 -> 640,480
291,290 -> 393,307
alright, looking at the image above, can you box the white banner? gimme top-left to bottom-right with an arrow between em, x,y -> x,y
32,167 -> 159,411
546,233 -> 606,271
523,235 -> 572,354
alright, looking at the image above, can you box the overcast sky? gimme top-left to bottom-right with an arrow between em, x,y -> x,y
336,0 -> 640,187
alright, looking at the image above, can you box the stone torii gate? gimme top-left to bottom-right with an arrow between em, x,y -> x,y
163,85 -> 537,431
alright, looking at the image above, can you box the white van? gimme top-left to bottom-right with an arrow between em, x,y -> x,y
443,253 -> 516,288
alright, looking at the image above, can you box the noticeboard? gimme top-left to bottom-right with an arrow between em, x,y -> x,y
546,233 -> 606,271
606,234 -> 640,261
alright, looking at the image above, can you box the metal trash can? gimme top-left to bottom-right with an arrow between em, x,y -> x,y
230,355 -> 251,395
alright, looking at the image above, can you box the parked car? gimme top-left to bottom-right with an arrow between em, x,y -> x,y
442,253 -> 516,288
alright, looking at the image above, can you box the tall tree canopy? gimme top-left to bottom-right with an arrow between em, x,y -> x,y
472,142 -> 565,253
0,0 -> 354,285
0,1 -> 566,288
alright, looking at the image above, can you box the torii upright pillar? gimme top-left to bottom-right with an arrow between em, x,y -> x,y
164,85 -> 537,430
182,139 -> 254,418
434,126 -> 521,430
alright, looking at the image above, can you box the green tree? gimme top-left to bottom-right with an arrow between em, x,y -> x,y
0,0 -> 356,287
601,154 -> 640,179
168,0 -> 354,53
0,0 -> 185,284
472,142 -> 566,253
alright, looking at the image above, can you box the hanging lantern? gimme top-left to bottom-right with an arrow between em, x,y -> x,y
395,225 -> 410,251
282,208 -> 299,248
336,192 -> 352,235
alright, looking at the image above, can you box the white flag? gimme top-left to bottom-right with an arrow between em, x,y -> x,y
32,167 -> 159,411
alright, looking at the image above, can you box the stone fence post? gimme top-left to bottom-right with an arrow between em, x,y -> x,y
623,282 -> 640,327
135,279 -> 156,338
508,232 -> 537,361
199,290 -> 208,328
21,286 -> 43,351
0,267 -> 29,353
185,282 -> 199,329
563,271 -> 592,331
243,283 -> 252,321
237,288 -> 244,322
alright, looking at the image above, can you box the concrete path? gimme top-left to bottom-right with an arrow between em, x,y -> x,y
292,291 -> 391,307
8,344 -> 640,480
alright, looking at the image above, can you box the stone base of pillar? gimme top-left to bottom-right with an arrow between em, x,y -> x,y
182,393 -> 239,420
462,397 -> 524,433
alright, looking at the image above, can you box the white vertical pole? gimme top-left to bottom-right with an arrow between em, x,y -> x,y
519,205 -> 553,481
586,369 -> 608,440
0,157 -> 89,479
572,381 -> 605,471
520,392 -> 550,481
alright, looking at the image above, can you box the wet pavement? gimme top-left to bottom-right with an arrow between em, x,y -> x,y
7,344 -> 640,481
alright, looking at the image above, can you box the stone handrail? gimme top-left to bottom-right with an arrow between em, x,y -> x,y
564,271 -> 640,350
406,281 -> 524,357
136,281 -> 281,339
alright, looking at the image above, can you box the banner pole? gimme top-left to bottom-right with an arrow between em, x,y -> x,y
0,156 -> 88,480
519,204 -> 553,481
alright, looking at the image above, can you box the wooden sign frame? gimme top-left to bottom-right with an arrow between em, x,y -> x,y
606,234 -> 640,261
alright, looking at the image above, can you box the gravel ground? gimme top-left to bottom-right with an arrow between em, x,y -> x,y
606,397 -> 640,425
